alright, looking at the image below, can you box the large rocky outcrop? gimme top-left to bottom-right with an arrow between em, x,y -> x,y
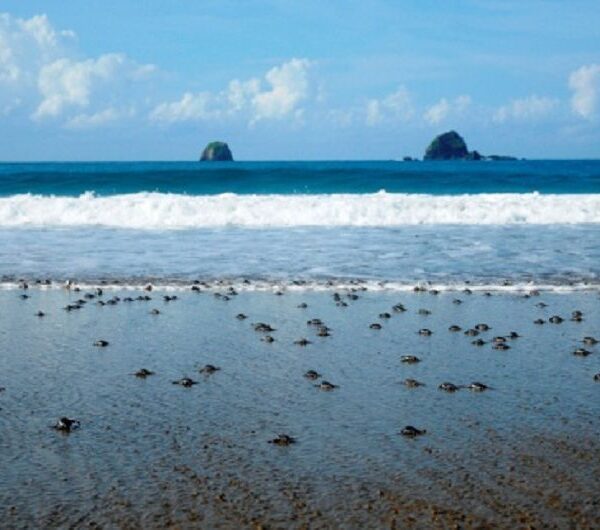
200,141 -> 234,162
423,131 -> 469,160
423,131 -> 516,161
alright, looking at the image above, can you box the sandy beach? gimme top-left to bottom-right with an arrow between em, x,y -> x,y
1,285 -> 598,528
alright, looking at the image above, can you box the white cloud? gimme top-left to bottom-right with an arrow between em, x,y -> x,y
569,64 -> 600,119
365,86 -> 413,126
251,58 -> 311,122
424,95 -> 471,125
150,58 -> 312,125
493,95 -> 558,123
65,107 -> 134,129
0,12 -> 154,125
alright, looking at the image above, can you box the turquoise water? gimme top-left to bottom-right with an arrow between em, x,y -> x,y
1,160 -> 599,285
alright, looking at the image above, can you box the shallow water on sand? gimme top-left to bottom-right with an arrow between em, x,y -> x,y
0,288 -> 599,528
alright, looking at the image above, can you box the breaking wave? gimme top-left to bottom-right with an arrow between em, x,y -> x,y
2,191 -> 600,228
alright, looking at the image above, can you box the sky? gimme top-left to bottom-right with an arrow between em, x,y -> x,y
0,0 -> 599,160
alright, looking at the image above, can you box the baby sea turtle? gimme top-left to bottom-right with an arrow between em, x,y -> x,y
199,364 -> 220,374
508,331 -> 521,339
307,319 -> 323,326
402,378 -> 425,388
452,299 -> 463,305
268,434 -> 296,446
134,368 -> 154,378
465,328 -> 479,337
236,313 -> 248,320
439,382 -> 460,392
304,370 -> 321,380
549,315 -> 564,324
594,373 -> 600,381
316,327 -> 331,337
535,302 -> 548,308
475,323 -> 490,331
297,303 -> 308,309
172,377 -> 198,387
400,425 -> 426,437
53,417 -> 80,432
472,339 -> 487,346
448,325 -> 462,332
254,323 -> 275,333
418,328 -> 432,336
534,319 -> 545,325
467,382 -> 489,392
35,311 -> 45,317
583,336 -> 598,345
150,308 -> 161,315
418,309 -> 431,316
316,381 -> 338,391
492,343 -> 511,351
370,323 -> 382,330
571,310 -> 584,322
294,338 -> 312,346
492,336 -> 507,343
261,335 -> 275,343
19,294 -> 29,300
379,312 -> 391,319
94,340 -> 109,347
336,301 -> 348,307
573,348 -> 592,357
393,304 -> 406,312
401,355 -> 421,364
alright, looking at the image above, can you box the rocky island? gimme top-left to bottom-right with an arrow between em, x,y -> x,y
200,141 -> 234,162
423,131 -> 516,161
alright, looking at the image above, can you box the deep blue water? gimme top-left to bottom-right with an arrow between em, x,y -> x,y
1,160 -> 600,196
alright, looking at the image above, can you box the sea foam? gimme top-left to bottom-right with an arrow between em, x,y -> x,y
2,191 -> 600,228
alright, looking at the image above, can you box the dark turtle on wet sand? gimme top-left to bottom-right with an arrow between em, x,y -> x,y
297,303 -> 308,309
379,312 -> 391,319
418,328 -> 432,336
392,304 -> 406,312
134,368 -> 154,378
472,339 -> 487,346
35,311 -> 45,317
307,318 -> 323,326
571,310 -> 584,322
236,313 -> 248,320
549,315 -> 564,324
583,336 -> 598,345
172,377 -> 198,387
199,364 -> 220,374
401,355 -> 421,364
150,308 -> 161,315
53,417 -> 80,432
400,425 -> 426,437
467,382 -> 489,392
304,370 -> 321,380
316,327 -> 331,337
93,340 -> 109,347
316,381 -> 338,391
573,348 -> 592,357
268,434 -> 296,446
254,323 -> 275,333
261,335 -> 275,343
402,378 -> 425,388
492,336 -> 507,343
594,373 -> 600,381
370,323 -> 382,330
439,382 -> 460,392
475,323 -> 490,331
465,328 -> 479,337
452,299 -> 463,305
534,319 -> 545,325
294,338 -> 312,346
509,331 -> 521,339
493,343 -> 511,351
448,325 -> 462,332
418,309 -> 431,315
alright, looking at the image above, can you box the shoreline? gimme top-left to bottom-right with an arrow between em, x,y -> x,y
1,288 -> 598,528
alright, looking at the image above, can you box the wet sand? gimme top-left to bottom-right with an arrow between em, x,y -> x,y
0,286 -> 599,528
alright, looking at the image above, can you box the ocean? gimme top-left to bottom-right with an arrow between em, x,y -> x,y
2,159 -> 600,287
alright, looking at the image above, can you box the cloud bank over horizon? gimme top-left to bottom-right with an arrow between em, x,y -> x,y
0,5 -> 599,160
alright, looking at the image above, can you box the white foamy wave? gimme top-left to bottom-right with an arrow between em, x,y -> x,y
1,191 -> 600,228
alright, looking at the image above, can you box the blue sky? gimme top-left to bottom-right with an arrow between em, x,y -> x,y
1,1 -> 599,160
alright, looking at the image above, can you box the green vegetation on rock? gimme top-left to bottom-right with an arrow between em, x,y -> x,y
200,141 -> 234,162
